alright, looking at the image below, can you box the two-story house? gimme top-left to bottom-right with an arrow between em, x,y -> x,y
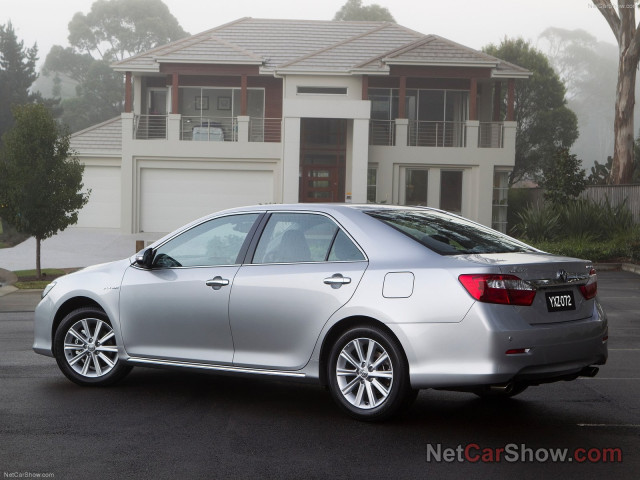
70,17 -> 529,234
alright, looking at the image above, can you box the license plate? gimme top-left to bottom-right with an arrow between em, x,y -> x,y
545,291 -> 576,312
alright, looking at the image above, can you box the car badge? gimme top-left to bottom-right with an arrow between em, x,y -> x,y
556,269 -> 568,283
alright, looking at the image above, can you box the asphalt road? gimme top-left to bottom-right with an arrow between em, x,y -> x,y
0,271 -> 639,479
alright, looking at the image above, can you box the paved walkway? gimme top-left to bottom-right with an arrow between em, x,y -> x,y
0,228 -> 160,272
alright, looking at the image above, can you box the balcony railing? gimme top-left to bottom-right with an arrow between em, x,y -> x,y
181,116 -> 238,141
369,120 -> 396,146
408,121 -> 466,147
478,122 -> 504,148
134,115 -> 167,139
249,118 -> 282,142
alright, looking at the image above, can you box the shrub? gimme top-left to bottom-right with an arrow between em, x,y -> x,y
514,196 -> 634,243
514,202 -> 560,242
533,229 -> 640,262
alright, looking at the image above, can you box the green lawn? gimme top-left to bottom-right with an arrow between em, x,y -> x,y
13,268 -> 68,290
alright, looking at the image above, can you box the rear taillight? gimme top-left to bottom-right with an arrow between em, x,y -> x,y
579,268 -> 597,299
458,274 -> 536,306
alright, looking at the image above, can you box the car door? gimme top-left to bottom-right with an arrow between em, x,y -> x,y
119,213 -> 261,364
229,212 -> 368,370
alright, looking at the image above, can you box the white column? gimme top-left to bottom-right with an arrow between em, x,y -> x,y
502,121 -> 517,153
237,116 -> 250,143
282,117 -> 301,203
476,165 -> 494,228
427,168 -> 440,209
466,120 -> 479,149
395,118 -> 408,146
120,113 -> 135,234
349,118 -> 369,203
133,76 -> 142,114
167,114 -> 181,142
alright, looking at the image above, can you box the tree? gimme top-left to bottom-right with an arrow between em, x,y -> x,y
538,27 -> 620,171
42,0 -> 188,132
0,22 -> 38,138
333,0 -> 396,22
589,135 -> 640,184
591,0 -> 639,184
483,38 -> 578,186
44,55 -> 123,132
588,156 -> 613,185
539,147 -> 586,205
68,0 -> 187,61
0,104 -> 90,279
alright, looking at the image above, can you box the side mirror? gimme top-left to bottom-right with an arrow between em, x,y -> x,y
135,247 -> 154,269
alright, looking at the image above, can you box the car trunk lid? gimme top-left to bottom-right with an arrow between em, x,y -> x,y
459,252 -> 595,324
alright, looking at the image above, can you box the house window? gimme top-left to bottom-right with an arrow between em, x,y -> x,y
492,170 -> 510,233
367,167 -> 377,203
405,169 -> 428,206
178,86 -> 265,141
368,88 -> 468,147
297,86 -> 348,95
440,171 -> 463,215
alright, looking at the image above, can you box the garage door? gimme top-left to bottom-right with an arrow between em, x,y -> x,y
76,165 -> 121,228
140,168 -> 275,233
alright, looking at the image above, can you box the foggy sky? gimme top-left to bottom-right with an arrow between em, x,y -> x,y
3,0 -> 618,68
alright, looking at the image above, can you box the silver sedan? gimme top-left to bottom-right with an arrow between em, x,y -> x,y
34,204 -> 608,421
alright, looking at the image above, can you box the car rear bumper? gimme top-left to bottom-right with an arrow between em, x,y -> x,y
389,299 -> 608,389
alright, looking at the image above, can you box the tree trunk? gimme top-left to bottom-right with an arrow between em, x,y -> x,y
36,236 -> 41,280
612,47 -> 637,184
591,0 -> 638,184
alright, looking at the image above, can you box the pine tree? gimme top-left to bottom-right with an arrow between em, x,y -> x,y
0,22 -> 38,138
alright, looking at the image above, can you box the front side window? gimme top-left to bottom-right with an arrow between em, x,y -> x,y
153,214 -> 259,268
252,213 -> 365,264
366,209 -> 535,256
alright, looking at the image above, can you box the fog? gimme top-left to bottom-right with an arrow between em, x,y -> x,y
2,0 -> 629,169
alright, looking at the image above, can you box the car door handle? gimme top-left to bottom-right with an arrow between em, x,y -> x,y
205,276 -> 230,290
324,274 -> 351,289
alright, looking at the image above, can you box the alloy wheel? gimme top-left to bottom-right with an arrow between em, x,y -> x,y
335,337 -> 394,410
63,318 -> 118,378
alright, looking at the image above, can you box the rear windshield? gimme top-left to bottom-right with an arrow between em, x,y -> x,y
366,209 -> 536,255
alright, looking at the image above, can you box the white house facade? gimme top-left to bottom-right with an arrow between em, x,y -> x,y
71,18 -> 530,234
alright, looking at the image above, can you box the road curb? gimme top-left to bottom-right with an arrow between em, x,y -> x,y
594,263 -> 640,275
0,285 -> 19,297
621,263 -> 640,275
0,268 -> 18,286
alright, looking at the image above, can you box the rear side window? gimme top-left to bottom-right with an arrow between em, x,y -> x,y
366,209 -> 535,255
252,213 -> 365,263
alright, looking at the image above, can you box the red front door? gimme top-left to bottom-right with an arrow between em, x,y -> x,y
299,119 -> 346,203
301,166 -> 340,202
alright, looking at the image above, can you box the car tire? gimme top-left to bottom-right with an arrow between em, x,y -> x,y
54,307 -> 132,387
327,326 -> 412,421
474,383 -> 528,399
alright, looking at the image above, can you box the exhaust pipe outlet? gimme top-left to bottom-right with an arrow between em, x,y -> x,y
579,366 -> 599,378
489,382 -> 514,394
